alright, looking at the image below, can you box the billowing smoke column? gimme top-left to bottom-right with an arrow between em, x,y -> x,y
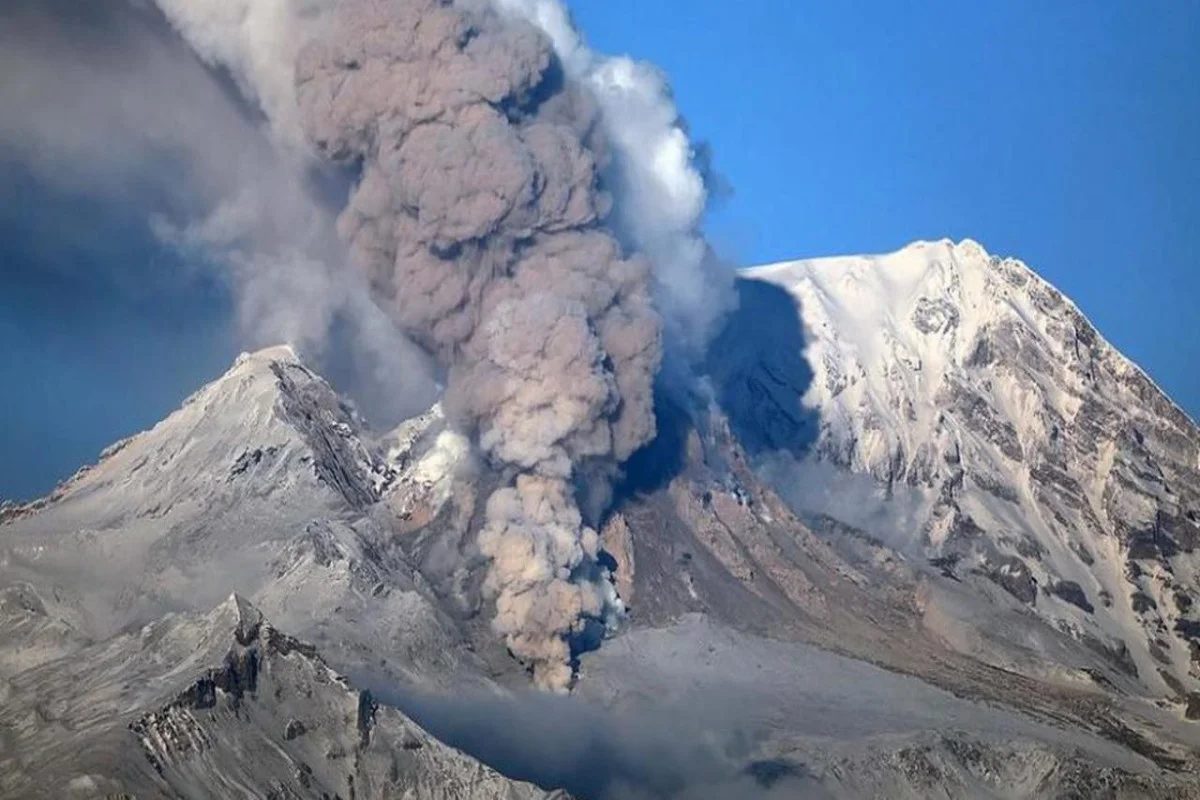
294,0 -> 662,689
492,0 -> 735,353
7,0 -> 716,687
144,0 -> 729,689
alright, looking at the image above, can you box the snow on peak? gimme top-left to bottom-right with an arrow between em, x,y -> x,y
234,343 -> 302,368
744,239 -> 1194,452
742,239 -> 1024,480
212,592 -> 265,643
6,345 -> 388,526
738,240 -> 1200,696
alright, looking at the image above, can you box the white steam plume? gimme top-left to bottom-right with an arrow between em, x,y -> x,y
492,0 -> 736,352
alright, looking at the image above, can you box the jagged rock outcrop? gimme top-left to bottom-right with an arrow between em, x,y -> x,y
0,594 -> 557,799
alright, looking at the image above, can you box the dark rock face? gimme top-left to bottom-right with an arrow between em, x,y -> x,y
1131,592 -> 1158,614
229,446 -> 282,481
986,557 -> 1038,605
743,759 -> 813,789
284,719 -> 307,740
941,382 -> 1023,463
216,648 -> 260,701
1128,526 -> 1181,561
1187,694 -> 1200,722
184,676 -> 219,710
271,361 -> 390,511
357,690 -> 378,747
1080,636 -> 1140,679
178,636 -> 262,711
911,297 -> 960,335
1050,581 -> 1095,614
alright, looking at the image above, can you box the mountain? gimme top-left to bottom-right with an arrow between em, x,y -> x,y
719,238 -> 1200,699
3,246 -> 1200,797
0,593 -> 556,799
0,346 -> 476,687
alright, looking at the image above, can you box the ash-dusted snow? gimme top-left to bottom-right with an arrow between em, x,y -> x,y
4,242 -> 1200,797
740,239 -> 1200,700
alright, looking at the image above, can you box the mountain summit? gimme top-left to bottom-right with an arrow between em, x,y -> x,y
3,242 -> 1200,797
717,239 -> 1200,700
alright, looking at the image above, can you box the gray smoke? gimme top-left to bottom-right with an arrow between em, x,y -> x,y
0,0 -> 438,424
368,683 -> 823,799
493,0 -> 737,353
141,0 -> 731,689
293,0 -> 663,689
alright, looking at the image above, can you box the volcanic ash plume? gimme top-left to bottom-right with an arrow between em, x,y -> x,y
495,0 -> 736,352
295,0 -> 662,690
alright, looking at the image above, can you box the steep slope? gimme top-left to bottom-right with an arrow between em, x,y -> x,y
0,594 -> 556,799
0,346 -> 482,689
595,393 -> 1200,787
3,335 -> 1200,797
0,344 -> 385,624
728,239 -> 1200,701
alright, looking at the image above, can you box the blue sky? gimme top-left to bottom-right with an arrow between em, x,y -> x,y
1,1 -> 1197,500
0,179 -> 236,500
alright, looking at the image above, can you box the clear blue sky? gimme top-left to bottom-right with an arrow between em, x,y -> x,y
1,1 -> 1197,500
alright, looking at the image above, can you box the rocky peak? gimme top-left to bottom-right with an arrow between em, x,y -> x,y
727,240 -> 1200,699
2,346 -> 392,529
1,590 -> 555,799
213,592 -> 265,645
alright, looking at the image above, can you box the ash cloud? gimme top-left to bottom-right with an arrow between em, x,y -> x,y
293,0 -> 663,689
7,0 -> 734,689
372,684 -> 823,799
0,0 -> 437,426
493,0 -> 737,354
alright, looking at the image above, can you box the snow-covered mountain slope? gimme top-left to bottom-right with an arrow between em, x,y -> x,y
0,346 -> 484,689
4,332 -> 1200,796
728,239 -> 1200,699
0,594 -> 556,799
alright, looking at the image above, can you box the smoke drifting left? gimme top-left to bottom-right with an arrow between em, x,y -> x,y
0,0 -> 439,427
3,0 -> 731,691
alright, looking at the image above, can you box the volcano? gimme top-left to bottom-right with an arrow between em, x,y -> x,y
2,244 -> 1199,798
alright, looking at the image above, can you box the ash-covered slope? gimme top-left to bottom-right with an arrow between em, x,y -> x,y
726,239 -> 1200,701
3,337 -> 1200,797
0,346 -> 483,689
590,389 -> 1200,795
0,593 -> 556,799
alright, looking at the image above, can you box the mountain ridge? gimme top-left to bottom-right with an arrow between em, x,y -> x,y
755,237 -> 1197,428
4,240 -> 1200,796
724,238 -> 1200,702
0,591 -> 559,799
